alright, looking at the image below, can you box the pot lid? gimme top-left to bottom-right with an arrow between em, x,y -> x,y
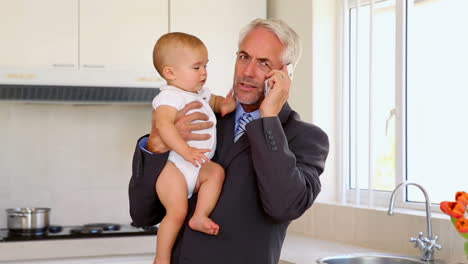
6,208 -> 51,213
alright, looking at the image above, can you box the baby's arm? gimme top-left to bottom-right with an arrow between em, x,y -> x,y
154,105 -> 211,166
209,89 -> 236,117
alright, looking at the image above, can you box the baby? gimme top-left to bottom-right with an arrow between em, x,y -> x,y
150,32 -> 235,264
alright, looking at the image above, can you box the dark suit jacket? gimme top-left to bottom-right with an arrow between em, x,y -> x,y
129,103 -> 329,264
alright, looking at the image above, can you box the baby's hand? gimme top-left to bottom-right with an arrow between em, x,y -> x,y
220,89 -> 236,117
182,147 -> 211,167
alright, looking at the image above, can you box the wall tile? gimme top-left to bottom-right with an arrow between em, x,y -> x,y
0,102 -> 151,227
293,203 -> 468,263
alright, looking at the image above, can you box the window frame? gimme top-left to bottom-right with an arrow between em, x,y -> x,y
339,0 -> 442,212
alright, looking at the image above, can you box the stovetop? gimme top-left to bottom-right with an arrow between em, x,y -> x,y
0,223 -> 158,242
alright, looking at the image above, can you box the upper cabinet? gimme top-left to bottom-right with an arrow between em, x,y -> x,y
0,0 -> 79,70
170,0 -> 266,96
79,0 -> 167,73
0,0 -> 265,92
0,0 -> 168,87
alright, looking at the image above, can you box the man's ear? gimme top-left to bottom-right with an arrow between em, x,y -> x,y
163,67 -> 176,80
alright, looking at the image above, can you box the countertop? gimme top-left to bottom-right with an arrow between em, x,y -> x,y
0,235 -> 156,262
0,232 -> 427,263
281,233 -> 406,264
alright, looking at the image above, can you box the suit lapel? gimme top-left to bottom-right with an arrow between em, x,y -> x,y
222,132 -> 251,168
216,111 -> 250,167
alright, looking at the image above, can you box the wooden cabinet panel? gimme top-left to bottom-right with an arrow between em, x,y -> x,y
0,0 -> 266,91
0,0 -> 78,70
0,0 -> 168,87
80,0 -> 168,75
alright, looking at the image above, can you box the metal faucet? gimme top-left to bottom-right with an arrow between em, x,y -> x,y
388,181 -> 442,262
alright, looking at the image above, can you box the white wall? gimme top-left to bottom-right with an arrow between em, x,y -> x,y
268,0 -> 338,203
311,0 -> 340,203
268,0 -> 313,123
0,102 -> 151,226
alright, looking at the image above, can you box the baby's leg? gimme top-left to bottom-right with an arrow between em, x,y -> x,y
154,161 -> 188,264
188,161 -> 224,235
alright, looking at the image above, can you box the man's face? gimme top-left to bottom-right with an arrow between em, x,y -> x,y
233,27 -> 285,109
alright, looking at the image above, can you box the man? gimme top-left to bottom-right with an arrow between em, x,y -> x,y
129,18 -> 329,264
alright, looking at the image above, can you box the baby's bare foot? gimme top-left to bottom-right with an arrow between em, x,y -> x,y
189,216 -> 220,235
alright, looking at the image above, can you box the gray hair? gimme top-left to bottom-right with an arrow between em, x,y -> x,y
238,18 -> 302,67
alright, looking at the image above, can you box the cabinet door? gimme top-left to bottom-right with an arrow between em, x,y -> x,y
80,0 -> 168,77
0,0 -> 78,70
170,0 -> 266,96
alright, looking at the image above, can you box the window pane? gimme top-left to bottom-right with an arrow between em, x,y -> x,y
349,0 -> 396,191
407,0 -> 468,204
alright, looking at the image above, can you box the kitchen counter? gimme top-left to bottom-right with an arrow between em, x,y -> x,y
0,235 -> 156,262
280,233 -> 408,264
0,232 -> 422,263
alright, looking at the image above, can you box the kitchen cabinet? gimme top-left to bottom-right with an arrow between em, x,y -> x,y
0,0 -> 79,70
13,255 -> 154,264
79,0 -> 167,74
0,0 -> 167,88
170,0 -> 266,96
0,0 -> 265,93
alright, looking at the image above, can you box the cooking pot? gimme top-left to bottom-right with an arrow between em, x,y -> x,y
6,207 -> 50,231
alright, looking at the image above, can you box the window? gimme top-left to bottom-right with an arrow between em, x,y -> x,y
342,0 -> 468,207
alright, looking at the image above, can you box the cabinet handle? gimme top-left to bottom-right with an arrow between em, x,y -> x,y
83,64 -> 105,69
5,73 -> 36,80
52,63 -> 75,68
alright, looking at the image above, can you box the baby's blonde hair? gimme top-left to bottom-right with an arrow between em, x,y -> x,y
153,32 -> 206,77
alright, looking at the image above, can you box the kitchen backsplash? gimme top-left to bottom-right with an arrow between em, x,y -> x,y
290,202 -> 468,263
0,101 -> 152,227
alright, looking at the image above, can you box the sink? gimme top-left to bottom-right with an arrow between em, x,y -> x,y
316,254 -> 428,264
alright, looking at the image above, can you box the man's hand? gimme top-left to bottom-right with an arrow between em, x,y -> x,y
148,101 -> 214,153
259,65 -> 291,117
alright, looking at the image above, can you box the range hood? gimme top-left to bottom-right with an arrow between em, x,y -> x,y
0,84 -> 159,104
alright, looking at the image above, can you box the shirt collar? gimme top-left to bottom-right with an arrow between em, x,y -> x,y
235,103 -> 261,122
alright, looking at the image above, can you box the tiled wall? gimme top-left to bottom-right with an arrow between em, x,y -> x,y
289,202 -> 467,263
0,102 -> 152,227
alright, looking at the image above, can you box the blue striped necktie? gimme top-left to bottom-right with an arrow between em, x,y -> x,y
234,113 -> 253,142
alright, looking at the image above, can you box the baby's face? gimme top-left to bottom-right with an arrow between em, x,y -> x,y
171,46 -> 208,93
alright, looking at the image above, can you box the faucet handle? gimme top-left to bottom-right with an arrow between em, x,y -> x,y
409,232 -> 424,241
430,235 -> 442,251
409,232 -> 425,248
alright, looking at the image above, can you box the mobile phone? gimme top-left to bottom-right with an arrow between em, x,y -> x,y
264,64 -> 294,96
